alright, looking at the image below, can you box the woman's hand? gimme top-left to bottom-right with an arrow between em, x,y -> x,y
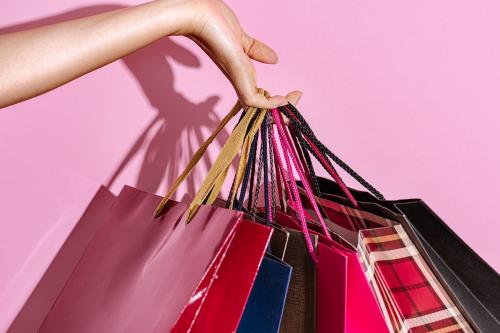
180,0 -> 295,108
0,0 -> 299,109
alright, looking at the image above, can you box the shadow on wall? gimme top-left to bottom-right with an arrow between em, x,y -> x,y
0,4 -> 230,198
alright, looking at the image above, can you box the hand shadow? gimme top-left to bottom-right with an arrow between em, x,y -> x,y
108,38 -> 230,197
1,4 -> 231,198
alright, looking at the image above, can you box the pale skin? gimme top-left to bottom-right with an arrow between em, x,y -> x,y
0,0 -> 302,109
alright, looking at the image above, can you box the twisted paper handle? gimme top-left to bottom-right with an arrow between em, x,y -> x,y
153,101 -> 242,217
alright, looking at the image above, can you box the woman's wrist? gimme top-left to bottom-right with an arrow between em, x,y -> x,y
153,0 -> 203,37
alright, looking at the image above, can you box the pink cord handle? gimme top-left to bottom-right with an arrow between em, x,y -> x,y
270,122 -> 318,263
273,109 -> 332,240
270,108 -> 334,263
283,105 -> 359,208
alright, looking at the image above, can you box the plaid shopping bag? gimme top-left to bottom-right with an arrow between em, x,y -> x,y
358,224 -> 473,333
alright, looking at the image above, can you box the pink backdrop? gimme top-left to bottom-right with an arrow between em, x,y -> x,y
1,0 -> 499,330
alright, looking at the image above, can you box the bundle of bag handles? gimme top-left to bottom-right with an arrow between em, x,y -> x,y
154,94 -> 385,262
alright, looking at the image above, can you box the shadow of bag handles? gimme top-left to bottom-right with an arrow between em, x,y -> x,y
153,101 -> 242,217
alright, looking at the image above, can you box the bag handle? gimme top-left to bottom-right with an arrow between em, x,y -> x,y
281,104 -> 385,201
289,125 -> 323,196
236,131 -> 259,211
271,108 -> 334,263
266,114 -> 278,224
281,105 -> 359,207
154,101 -> 242,217
184,108 -> 265,221
226,110 -> 266,208
272,108 -> 332,240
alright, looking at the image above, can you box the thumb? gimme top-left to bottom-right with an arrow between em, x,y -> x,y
286,90 -> 303,106
242,33 -> 279,64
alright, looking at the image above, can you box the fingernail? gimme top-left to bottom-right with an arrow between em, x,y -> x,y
296,91 -> 303,104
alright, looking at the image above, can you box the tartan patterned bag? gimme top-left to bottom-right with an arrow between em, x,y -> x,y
358,224 -> 473,333
298,192 -> 474,333
299,190 -> 474,332
302,175 -> 500,332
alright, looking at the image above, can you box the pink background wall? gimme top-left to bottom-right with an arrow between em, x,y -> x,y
1,0 -> 499,330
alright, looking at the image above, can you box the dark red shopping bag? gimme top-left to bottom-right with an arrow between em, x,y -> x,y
38,186 -> 271,332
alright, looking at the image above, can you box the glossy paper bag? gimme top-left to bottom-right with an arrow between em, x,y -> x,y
38,186 -> 272,332
237,254 -> 292,333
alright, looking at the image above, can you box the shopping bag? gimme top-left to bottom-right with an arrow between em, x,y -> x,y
278,104 -> 475,332
394,200 -> 500,333
173,216 -> 272,333
38,102 -> 273,332
37,185 -> 271,333
359,224 -> 473,333
237,254 -> 292,333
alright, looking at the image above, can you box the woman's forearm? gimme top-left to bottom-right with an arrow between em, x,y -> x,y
0,0 -> 294,109
0,0 -> 193,108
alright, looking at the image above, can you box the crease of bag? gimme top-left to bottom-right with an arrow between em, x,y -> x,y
145,199 -> 188,268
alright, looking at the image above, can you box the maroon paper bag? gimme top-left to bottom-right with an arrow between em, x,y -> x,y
38,186 -> 272,332
276,212 -> 389,333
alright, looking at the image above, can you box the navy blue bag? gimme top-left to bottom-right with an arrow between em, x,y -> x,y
237,254 -> 292,333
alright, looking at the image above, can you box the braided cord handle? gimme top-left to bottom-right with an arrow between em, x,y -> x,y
271,108 -> 335,263
281,104 -> 385,201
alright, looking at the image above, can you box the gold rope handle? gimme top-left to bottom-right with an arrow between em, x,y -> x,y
153,101 -> 242,217
185,107 -> 258,221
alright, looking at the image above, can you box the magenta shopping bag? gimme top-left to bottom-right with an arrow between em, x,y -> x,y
37,185 -> 272,332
